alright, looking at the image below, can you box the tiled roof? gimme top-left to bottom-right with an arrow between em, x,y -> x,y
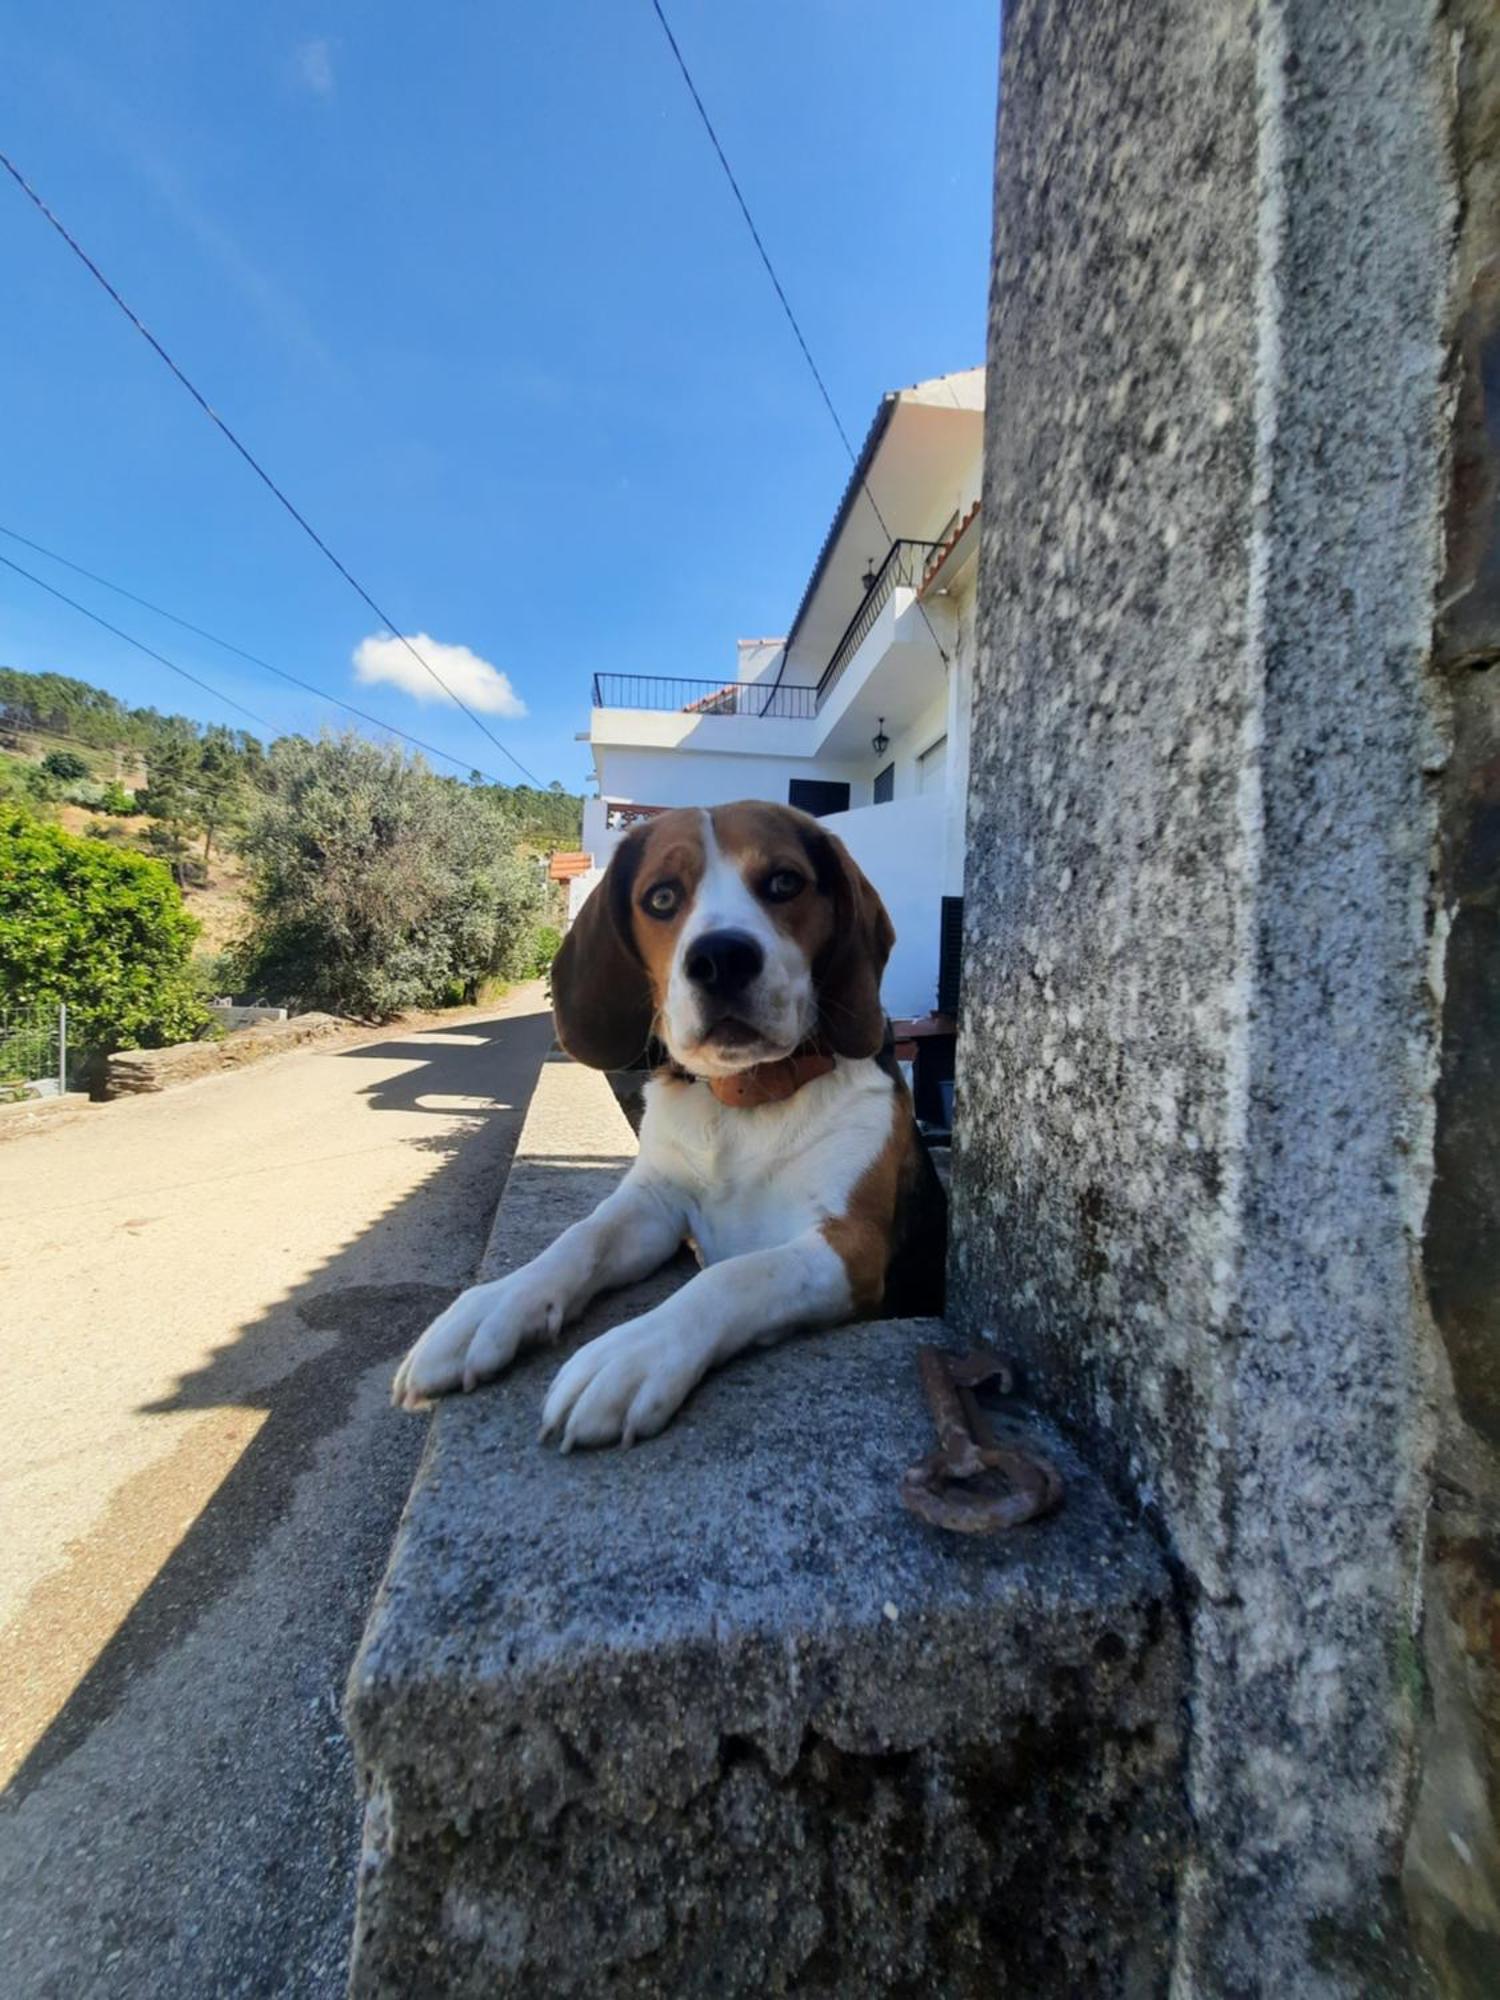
919,500 -> 981,596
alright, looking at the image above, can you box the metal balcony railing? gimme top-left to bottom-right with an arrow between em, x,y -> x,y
591,539 -> 943,725
591,674 -> 817,719
813,539 -> 943,707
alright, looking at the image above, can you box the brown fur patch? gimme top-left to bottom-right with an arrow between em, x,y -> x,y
820,1086 -> 916,1314
626,809 -> 710,1002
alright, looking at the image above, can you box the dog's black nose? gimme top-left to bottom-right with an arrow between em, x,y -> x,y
684,928 -> 764,994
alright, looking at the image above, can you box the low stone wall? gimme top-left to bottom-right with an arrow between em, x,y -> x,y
345,1058 -> 1186,1995
103,1013 -> 341,1097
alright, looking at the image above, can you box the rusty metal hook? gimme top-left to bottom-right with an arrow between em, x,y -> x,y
901,1346 -> 1064,1535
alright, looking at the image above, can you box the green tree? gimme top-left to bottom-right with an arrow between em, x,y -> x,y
42,748 -> 90,783
194,727 -> 248,862
233,734 -> 544,1017
0,803 -> 208,1068
135,727 -> 201,879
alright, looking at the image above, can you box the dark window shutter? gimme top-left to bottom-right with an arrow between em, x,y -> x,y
937,896 -> 964,1016
787,779 -> 851,818
873,762 -> 895,805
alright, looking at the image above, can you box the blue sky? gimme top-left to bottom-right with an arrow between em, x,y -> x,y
1,2 -> 999,789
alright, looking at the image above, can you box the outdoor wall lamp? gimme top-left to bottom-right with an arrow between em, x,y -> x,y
872,718 -> 890,758
861,562 -> 878,593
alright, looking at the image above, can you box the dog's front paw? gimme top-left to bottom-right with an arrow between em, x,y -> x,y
392,1275 -> 566,1409
540,1313 -> 705,1451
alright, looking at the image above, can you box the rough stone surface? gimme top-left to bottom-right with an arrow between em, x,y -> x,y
347,1059 -> 1185,1996
102,1012 -> 341,1095
952,1 -> 1456,1992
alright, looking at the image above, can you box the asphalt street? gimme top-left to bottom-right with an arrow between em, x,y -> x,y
0,987 -> 556,1998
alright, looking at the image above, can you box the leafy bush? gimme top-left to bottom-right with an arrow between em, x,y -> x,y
232,734 -> 545,1018
0,803 -> 208,1066
529,923 -> 563,975
98,779 -> 137,815
42,748 -> 91,783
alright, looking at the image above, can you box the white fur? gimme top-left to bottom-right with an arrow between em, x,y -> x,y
393,1057 -> 894,1446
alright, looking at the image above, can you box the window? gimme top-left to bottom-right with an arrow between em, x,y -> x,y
787,778 -> 850,818
917,736 -> 948,794
873,763 -> 895,805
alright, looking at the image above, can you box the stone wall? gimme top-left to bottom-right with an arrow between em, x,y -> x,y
950,0 -> 1493,1990
346,1059 -> 1186,1996
103,1013 -> 341,1096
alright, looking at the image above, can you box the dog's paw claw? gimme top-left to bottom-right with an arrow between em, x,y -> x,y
394,1276 -> 563,1408
541,1317 -> 701,1451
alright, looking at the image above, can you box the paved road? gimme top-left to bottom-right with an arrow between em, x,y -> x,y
0,988 -> 556,1998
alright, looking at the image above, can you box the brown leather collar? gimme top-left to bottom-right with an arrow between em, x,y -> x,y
707,1049 -> 836,1109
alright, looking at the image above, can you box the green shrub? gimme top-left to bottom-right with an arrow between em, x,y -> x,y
98,779 -> 137,815
529,923 -> 563,975
232,734 -> 545,1018
42,748 -> 90,783
0,802 -> 208,1066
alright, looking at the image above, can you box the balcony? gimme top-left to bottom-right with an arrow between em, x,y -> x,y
591,674 -> 816,719
814,538 -> 941,709
591,537 -> 943,724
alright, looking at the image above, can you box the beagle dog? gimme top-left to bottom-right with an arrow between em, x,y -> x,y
393,801 -> 943,1448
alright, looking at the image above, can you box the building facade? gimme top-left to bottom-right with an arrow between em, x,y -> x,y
578,369 -> 983,1019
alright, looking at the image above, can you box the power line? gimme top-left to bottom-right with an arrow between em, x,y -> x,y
0,523 -> 511,783
646,0 -> 857,465
644,1 -> 952,674
0,549 -> 276,734
0,148 -> 543,786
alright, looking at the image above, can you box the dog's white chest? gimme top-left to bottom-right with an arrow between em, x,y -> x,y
638,1061 -> 895,1265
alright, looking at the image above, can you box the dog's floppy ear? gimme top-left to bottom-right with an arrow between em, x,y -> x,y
550,827 -> 655,1069
804,825 -> 895,1058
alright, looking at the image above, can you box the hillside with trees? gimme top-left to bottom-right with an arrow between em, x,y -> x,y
0,663 -> 583,1078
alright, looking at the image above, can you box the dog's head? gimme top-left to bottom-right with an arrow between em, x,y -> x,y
551,802 -> 895,1075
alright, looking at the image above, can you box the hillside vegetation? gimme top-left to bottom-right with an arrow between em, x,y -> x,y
0,663 -> 581,1077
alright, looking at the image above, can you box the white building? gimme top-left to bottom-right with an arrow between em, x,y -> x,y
579,368 -> 983,1019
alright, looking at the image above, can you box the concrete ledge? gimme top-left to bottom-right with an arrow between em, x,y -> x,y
346,1060 -> 1186,1995
102,1013 -> 341,1097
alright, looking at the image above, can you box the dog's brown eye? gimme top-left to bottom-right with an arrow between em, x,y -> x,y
643,881 -> 681,919
763,869 -> 805,903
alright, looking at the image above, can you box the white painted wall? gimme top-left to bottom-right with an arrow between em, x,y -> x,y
581,794 -> 609,856
822,791 -> 950,1019
566,866 -> 603,925
736,637 -> 788,685
847,564 -> 977,903
590,706 -> 819,759
594,745 -> 870,814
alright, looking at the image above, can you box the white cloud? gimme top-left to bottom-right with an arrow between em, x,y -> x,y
294,38 -> 336,97
353,633 -> 528,719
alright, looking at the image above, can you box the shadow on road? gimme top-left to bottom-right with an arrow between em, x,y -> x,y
0,1001 -> 558,1996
